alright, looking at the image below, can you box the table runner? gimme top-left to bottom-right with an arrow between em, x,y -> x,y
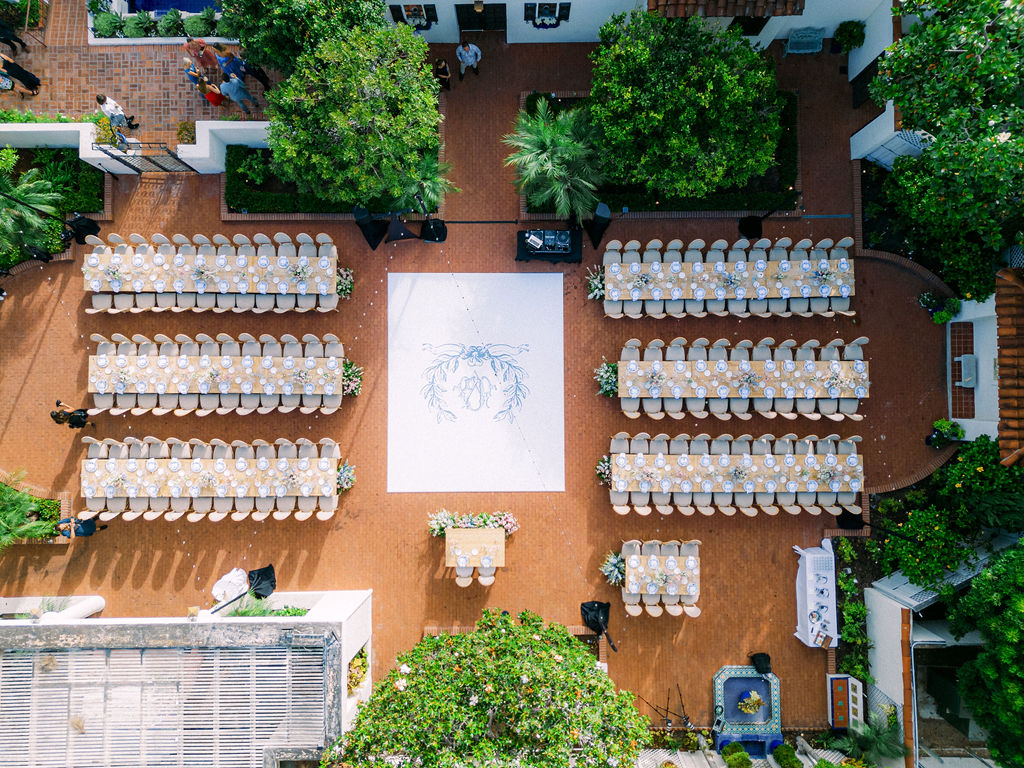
617,358 -> 870,399
623,551 -> 700,601
445,528 -> 506,568
604,258 -> 855,301
611,452 -> 864,494
88,354 -> 344,396
81,249 -> 336,295
81,456 -> 338,499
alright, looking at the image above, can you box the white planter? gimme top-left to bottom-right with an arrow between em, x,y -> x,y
87,8 -> 237,47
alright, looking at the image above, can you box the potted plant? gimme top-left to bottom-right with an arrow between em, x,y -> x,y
594,357 -> 618,397
833,20 -> 866,54
600,551 -> 625,586
585,265 -> 605,300
737,690 -> 765,714
919,291 -> 962,324
926,419 -> 965,449
336,462 -> 356,493
595,454 -> 611,486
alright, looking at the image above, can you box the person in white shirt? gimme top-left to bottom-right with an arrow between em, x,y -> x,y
455,41 -> 481,81
95,93 -> 139,130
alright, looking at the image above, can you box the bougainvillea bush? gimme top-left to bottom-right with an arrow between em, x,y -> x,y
324,609 -> 650,768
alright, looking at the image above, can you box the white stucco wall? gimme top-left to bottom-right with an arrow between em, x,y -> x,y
752,0 -> 891,50
865,587 -> 906,710
949,296 -> 999,440
175,120 -> 268,173
848,0 -> 893,78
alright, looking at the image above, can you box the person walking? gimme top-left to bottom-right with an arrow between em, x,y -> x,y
238,48 -> 271,90
0,53 -> 38,95
50,400 -> 94,429
434,57 -> 451,91
0,66 -> 34,97
455,41 -> 481,81
219,72 -> 259,114
196,78 -> 226,107
0,19 -> 28,57
96,93 -> 139,130
183,56 -> 202,86
183,37 -> 217,71
58,517 -> 108,538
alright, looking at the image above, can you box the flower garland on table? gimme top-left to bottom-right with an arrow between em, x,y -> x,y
585,265 -> 605,300
336,462 -> 356,493
336,266 -> 354,299
427,509 -> 520,538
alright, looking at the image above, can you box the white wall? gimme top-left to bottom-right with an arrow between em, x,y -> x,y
950,297 -> 999,440
849,0 -> 893,79
402,0 -> 641,44
175,120 -> 268,173
865,587 -> 906,710
753,0 -> 891,49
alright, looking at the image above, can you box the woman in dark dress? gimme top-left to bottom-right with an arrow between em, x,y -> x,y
434,58 -> 451,92
0,52 -> 39,94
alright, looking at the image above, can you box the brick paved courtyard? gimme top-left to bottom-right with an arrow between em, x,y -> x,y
0,5 -> 950,730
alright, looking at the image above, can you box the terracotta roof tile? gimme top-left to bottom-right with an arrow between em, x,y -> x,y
996,268 -> 1024,464
648,0 -> 806,18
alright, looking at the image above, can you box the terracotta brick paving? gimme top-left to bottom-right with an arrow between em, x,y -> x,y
0,17 -> 950,730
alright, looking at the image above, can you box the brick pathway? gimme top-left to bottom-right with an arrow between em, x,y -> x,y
0,12 -> 950,731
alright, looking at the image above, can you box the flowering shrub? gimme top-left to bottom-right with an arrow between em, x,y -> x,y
324,609 -> 650,768
427,509 -> 520,538
865,495 -> 978,591
936,435 -> 1024,496
585,265 -> 605,299
595,454 -> 611,486
340,359 -> 363,396
336,266 -> 354,298
346,646 -> 368,696
594,357 -> 618,397
600,551 -> 625,585
336,462 -> 355,493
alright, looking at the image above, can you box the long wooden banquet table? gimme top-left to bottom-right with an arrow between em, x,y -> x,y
604,257 -> 855,302
617,358 -> 870,400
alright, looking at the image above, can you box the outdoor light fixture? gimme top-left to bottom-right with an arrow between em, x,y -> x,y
474,0 -> 484,11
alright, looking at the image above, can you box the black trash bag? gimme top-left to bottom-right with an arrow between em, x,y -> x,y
581,601 -> 617,652
247,564 -> 276,599
749,652 -> 772,675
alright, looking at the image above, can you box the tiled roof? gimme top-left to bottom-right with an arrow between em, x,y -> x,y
647,0 -> 806,18
997,268 -> 1024,465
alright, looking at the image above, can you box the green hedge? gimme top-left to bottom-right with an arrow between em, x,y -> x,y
93,7 -> 224,38
773,744 -> 802,768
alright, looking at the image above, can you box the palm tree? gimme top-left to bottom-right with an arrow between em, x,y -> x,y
391,151 -> 459,213
832,713 -> 908,764
503,98 -> 603,226
0,147 -> 62,259
0,471 -> 57,553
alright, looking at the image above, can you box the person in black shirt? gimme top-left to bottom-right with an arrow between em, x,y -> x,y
50,400 -> 95,429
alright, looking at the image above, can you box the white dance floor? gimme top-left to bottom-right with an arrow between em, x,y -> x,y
387,273 -> 565,492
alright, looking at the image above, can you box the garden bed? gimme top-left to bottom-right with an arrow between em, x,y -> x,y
1,147 -> 105,271
88,2 -> 237,45
519,90 -> 799,220
1,472 -> 68,549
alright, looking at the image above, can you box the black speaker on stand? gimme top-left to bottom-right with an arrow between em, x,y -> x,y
583,202 -> 612,250
352,206 -> 389,250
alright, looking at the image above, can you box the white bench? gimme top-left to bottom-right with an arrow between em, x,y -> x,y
955,354 -> 977,388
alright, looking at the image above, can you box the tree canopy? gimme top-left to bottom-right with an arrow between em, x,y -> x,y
871,0 -> 1024,300
588,10 -> 782,199
218,0 -> 387,76
266,25 -> 441,207
0,147 -> 61,263
950,543 -> 1024,768
325,609 -> 650,768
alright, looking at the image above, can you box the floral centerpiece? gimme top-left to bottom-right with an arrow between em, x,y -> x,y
600,551 -> 625,586
646,370 -> 667,389
817,466 -> 840,485
427,509 -> 520,538
292,368 -> 312,386
738,371 -> 762,387
729,466 -> 749,483
737,690 -> 765,714
594,357 -> 618,397
811,265 -> 835,285
341,359 -> 364,396
631,272 -> 652,290
336,462 -> 356,493
192,263 -> 219,282
291,263 -> 312,282
103,265 -> 125,282
595,454 -> 611,486
721,272 -> 741,289
336,266 -> 354,298
112,369 -> 135,387
585,265 -> 605,300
